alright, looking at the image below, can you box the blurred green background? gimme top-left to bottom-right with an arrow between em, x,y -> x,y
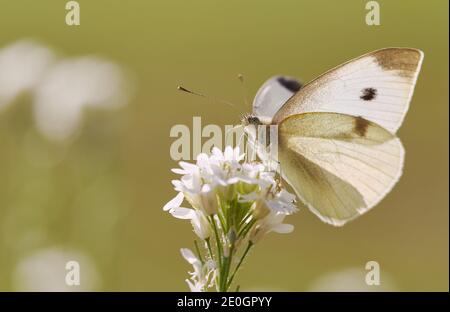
0,0 -> 448,291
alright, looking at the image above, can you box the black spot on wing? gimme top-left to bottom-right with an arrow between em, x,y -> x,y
360,87 -> 377,101
277,77 -> 302,93
354,116 -> 370,137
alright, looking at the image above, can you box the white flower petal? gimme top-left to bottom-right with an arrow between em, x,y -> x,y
226,177 -> 240,184
180,248 -> 199,265
171,168 -> 186,175
272,223 -> 294,234
171,180 -> 184,191
211,147 -> 223,159
163,192 -> 184,211
170,207 -> 196,219
196,153 -> 209,166
224,146 -> 233,160
201,184 -> 212,193
186,279 -> 203,292
190,210 -> 211,240
179,161 -> 198,172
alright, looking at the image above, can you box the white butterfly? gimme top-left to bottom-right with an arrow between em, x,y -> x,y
243,48 -> 424,226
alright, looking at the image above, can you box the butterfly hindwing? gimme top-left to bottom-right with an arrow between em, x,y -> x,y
279,112 -> 404,226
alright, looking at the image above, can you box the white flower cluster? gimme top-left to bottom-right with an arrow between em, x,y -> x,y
163,146 -> 298,291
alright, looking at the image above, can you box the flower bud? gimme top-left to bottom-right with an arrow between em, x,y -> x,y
241,182 -> 258,194
200,187 -> 218,215
227,227 -> 237,245
191,210 -> 211,240
223,243 -> 230,258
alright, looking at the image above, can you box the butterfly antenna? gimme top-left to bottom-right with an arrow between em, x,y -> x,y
237,74 -> 250,108
177,85 -> 238,109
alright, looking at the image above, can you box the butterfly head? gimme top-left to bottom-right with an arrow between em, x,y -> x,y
242,114 -> 262,126
242,114 -> 274,126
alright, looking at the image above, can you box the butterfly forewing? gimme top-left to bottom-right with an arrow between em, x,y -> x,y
273,48 -> 424,133
252,75 -> 302,121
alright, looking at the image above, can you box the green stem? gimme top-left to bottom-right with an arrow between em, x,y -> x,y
210,215 -> 224,291
220,243 -> 234,291
227,241 -> 253,290
205,238 -> 219,291
220,257 -> 229,291
217,198 -> 227,233
194,240 -> 204,264
238,218 -> 256,238
205,238 -> 213,259
238,212 -> 253,232
210,216 -> 223,267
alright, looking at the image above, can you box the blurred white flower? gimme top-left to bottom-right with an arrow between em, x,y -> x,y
0,39 -> 133,142
0,40 -> 54,110
12,247 -> 100,291
33,57 -> 130,141
180,248 -> 216,292
308,267 -> 397,292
